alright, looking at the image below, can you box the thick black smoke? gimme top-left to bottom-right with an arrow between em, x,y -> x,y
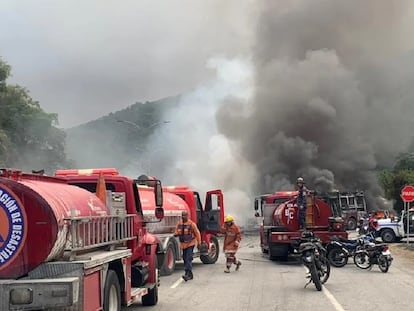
216,0 -> 414,209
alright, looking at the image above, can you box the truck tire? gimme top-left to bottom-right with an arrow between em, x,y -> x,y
347,217 -> 357,231
381,229 -> 396,243
268,243 -> 288,261
161,240 -> 176,276
103,270 -> 121,311
142,258 -> 159,306
200,236 -> 219,264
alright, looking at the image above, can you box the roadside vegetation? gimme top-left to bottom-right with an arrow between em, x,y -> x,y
0,57 -> 72,172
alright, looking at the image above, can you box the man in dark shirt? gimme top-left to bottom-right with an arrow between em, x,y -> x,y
296,177 -> 307,230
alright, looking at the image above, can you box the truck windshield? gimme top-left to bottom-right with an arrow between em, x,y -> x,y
273,198 -> 290,205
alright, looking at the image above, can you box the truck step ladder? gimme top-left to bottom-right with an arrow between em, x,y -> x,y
306,196 -> 314,227
64,215 -> 136,260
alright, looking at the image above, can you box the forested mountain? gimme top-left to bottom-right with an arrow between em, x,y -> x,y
65,96 -> 179,173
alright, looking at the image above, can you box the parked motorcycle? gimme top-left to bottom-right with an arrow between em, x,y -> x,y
326,231 -> 376,268
353,242 -> 393,273
294,231 -> 330,291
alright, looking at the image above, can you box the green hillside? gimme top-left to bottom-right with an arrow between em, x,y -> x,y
66,96 -> 180,171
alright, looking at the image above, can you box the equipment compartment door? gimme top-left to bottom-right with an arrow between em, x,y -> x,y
203,190 -> 224,232
403,210 -> 414,236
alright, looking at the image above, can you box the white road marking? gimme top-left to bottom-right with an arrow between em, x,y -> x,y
170,277 -> 184,288
302,266 -> 345,311
323,286 -> 346,311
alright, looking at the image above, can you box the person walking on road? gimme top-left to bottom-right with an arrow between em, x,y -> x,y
221,215 -> 242,273
174,211 -> 201,281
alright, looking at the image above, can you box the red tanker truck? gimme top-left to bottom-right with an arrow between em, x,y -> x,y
254,190 -> 347,260
0,168 -> 164,311
137,175 -> 224,275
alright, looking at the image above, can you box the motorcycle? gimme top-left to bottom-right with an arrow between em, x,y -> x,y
353,242 -> 393,273
294,231 -> 330,291
326,231 -> 376,268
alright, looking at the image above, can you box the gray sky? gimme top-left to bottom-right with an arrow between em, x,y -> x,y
0,0 -> 255,128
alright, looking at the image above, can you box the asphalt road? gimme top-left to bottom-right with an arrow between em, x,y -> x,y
124,233 -> 414,311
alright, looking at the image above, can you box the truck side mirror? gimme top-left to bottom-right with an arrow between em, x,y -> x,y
254,200 -> 259,211
154,182 -> 163,207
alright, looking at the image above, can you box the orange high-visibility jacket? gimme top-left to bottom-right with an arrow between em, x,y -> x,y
221,223 -> 242,252
174,219 -> 201,249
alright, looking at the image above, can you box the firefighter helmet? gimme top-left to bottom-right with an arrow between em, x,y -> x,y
225,215 -> 234,223
297,177 -> 305,184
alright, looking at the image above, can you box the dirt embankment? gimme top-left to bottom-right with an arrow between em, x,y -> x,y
389,243 -> 414,261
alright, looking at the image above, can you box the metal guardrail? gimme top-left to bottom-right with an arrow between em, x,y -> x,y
64,215 -> 136,253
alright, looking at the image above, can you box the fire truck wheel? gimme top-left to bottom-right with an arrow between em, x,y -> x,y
161,240 -> 176,276
103,270 -> 121,311
200,236 -> 219,264
142,257 -> 159,306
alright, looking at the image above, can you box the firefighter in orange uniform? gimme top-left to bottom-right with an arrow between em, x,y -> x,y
221,215 -> 242,273
174,210 -> 201,281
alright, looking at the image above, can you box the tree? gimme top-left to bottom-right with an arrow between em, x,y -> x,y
0,57 -> 71,173
378,152 -> 414,214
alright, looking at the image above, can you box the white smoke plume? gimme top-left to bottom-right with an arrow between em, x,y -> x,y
130,58 -> 257,227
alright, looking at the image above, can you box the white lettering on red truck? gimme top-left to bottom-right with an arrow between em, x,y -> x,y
0,186 -> 27,268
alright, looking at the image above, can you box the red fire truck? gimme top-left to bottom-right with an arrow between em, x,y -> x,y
254,190 -> 347,260
137,175 -> 224,275
0,168 -> 164,311
319,191 -> 368,230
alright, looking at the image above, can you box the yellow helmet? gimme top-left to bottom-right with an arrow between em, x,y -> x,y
224,215 -> 234,223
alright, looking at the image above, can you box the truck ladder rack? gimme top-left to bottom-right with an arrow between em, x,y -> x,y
64,215 -> 136,257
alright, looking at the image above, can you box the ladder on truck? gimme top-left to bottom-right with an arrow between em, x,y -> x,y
64,215 -> 136,260
305,196 -> 315,228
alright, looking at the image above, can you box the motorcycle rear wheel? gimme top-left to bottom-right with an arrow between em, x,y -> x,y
310,263 -> 322,291
353,251 -> 371,269
327,248 -> 348,268
378,255 -> 389,273
319,257 -> 330,284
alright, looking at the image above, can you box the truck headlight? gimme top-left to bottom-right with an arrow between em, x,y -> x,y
304,255 -> 313,263
10,288 -> 33,305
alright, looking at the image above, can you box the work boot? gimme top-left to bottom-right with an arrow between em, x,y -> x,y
235,260 -> 242,271
182,270 -> 189,281
224,267 -> 230,273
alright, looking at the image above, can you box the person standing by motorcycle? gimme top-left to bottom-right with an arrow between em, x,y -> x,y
368,217 -> 379,235
221,215 -> 242,273
357,218 -> 368,235
296,177 -> 308,230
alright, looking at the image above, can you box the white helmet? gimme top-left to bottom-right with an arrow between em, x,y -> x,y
297,177 -> 305,183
